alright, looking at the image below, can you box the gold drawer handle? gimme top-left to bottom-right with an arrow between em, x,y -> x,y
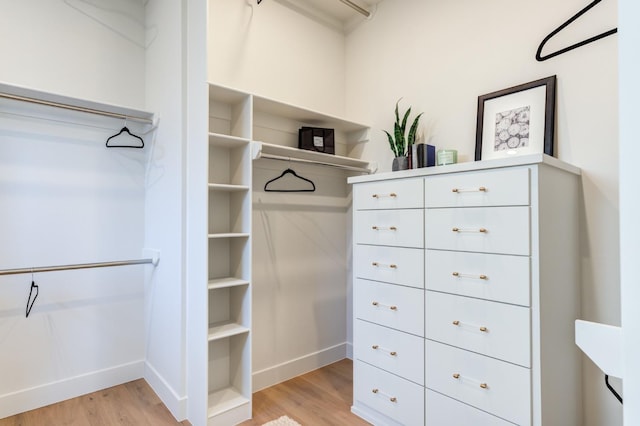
371,345 -> 397,356
371,301 -> 398,311
452,186 -> 487,193
452,320 -> 489,333
371,388 -> 397,403
372,226 -> 398,231
452,227 -> 487,233
452,373 -> 489,389
452,272 -> 488,280
372,262 -> 398,269
372,193 -> 397,198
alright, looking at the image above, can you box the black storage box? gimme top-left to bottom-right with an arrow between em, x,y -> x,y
298,127 -> 335,154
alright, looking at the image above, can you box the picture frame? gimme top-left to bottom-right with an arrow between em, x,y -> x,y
475,75 -> 556,161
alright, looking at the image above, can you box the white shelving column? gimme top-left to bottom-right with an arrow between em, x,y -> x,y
206,84 -> 253,425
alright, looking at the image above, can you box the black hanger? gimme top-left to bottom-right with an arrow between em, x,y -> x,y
264,168 -> 316,192
536,0 -> 617,62
106,126 -> 144,148
26,279 -> 38,318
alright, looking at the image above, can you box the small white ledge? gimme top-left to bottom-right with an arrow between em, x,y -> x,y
575,319 -> 623,378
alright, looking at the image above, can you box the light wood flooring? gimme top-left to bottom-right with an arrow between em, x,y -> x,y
0,359 -> 369,426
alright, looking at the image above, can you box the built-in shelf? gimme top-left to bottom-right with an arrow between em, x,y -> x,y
208,321 -> 251,341
208,388 -> 250,419
252,141 -> 372,173
209,132 -> 250,147
208,183 -> 250,192
208,233 -> 250,239
208,277 -> 250,290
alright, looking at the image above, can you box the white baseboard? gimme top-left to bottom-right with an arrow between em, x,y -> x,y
144,361 -> 187,421
0,360 -> 144,420
252,343 -> 347,392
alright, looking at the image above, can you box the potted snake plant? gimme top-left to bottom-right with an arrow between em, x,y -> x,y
384,99 -> 423,171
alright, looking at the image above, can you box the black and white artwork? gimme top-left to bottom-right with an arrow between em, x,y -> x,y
475,76 -> 556,161
494,106 -> 530,151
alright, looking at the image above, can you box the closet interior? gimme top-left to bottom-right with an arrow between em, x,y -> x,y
205,82 -> 370,424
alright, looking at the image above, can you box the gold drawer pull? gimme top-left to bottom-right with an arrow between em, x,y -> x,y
452,186 -> 487,193
371,345 -> 398,356
371,388 -> 397,403
452,320 -> 489,333
452,227 -> 487,233
452,272 -> 489,280
452,373 -> 489,389
371,301 -> 398,311
372,193 -> 397,198
372,262 -> 398,269
372,226 -> 398,231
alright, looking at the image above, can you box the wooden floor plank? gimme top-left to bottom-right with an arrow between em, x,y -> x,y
0,359 -> 367,426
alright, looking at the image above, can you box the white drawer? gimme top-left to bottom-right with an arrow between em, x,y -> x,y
426,340 -> 531,426
354,360 -> 425,426
426,291 -> 530,367
424,168 -> 529,208
425,206 -> 530,255
355,320 -> 424,385
426,389 -> 516,426
355,245 -> 424,289
425,249 -> 530,306
354,279 -> 424,337
354,178 -> 423,210
355,209 -> 424,248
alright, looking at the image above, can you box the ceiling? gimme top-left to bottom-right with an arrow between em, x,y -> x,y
270,0 -> 384,33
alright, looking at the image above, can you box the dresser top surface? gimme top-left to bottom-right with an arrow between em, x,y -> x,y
348,153 -> 581,184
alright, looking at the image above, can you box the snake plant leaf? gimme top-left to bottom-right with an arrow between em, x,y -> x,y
400,107 -> 411,135
394,98 -> 402,127
384,130 -> 397,156
394,121 -> 404,156
407,112 -> 423,145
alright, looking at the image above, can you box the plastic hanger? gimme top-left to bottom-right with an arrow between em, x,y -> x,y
106,119 -> 145,148
264,168 -> 316,192
536,0 -> 617,62
25,272 -> 38,318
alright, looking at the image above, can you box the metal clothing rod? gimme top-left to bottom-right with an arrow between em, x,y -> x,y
260,152 -> 371,173
338,0 -> 371,17
0,258 -> 157,277
0,92 -> 154,125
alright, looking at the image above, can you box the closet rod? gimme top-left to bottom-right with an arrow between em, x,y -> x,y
259,152 -> 371,173
338,0 -> 370,17
0,92 -> 154,125
0,258 -> 158,277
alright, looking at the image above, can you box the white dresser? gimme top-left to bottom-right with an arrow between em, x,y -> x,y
348,155 -> 582,426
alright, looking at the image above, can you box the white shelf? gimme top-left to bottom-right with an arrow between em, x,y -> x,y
208,233 -> 250,239
252,141 -> 372,173
208,183 -> 250,192
253,95 -> 369,135
208,321 -> 250,341
208,277 -> 250,290
209,132 -> 250,148
207,387 -> 250,418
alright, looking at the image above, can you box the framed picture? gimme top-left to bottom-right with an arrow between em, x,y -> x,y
475,75 -> 556,161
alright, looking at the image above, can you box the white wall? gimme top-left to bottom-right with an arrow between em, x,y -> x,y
345,0 -> 620,424
0,1 -> 149,417
143,0 -> 188,419
619,0 -> 640,423
0,0 -> 146,109
208,0 -> 347,116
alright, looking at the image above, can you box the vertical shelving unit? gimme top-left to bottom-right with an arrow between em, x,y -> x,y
206,85 -> 252,425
